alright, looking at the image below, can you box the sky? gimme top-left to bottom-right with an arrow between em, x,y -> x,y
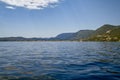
0,0 -> 120,38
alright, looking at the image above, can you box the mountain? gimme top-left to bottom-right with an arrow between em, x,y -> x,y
88,24 -> 120,41
55,24 -> 120,41
0,24 -> 120,41
55,33 -> 75,40
73,30 -> 94,40
91,24 -> 119,36
55,30 -> 94,40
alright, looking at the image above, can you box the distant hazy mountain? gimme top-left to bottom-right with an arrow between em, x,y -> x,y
0,24 -> 120,41
0,37 -> 58,41
55,33 -> 75,40
73,30 -> 94,40
0,37 -> 26,41
55,30 -> 94,40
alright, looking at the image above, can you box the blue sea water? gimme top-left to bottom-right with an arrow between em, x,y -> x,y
0,42 -> 120,80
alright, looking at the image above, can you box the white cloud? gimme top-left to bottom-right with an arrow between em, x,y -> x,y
0,0 -> 60,10
6,6 -> 15,9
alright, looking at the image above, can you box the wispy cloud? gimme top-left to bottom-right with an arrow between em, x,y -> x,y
6,6 -> 15,9
0,0 -> 60,10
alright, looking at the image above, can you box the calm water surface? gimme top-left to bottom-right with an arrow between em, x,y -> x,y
0,42 -> 120,80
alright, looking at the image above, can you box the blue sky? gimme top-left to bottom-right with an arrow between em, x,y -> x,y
0,0 -> 120,37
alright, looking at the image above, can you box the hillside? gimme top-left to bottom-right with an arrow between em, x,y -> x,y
55,33 -> 75,40
0,24 -> 120,41
73,30 -> 94,40
88,24 -> 120,41
55,30 -> 94,40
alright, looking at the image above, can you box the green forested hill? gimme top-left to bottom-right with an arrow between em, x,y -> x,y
88,24 -> 120,41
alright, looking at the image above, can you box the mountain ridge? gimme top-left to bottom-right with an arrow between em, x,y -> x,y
0,24 -> 120,41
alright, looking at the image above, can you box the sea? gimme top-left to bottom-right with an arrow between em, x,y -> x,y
0,42 -> 120,80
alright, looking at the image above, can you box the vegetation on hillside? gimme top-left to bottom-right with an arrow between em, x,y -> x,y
0,24 -> 120,41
